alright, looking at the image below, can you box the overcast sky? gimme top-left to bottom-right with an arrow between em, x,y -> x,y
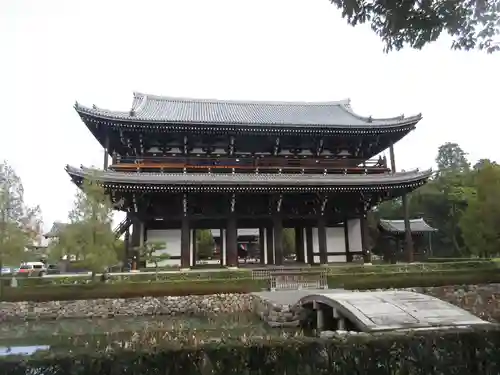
2,0 -> 500,232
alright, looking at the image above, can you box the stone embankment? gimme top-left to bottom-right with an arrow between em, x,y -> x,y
1,284 -> 499,323
0,293 -> 255,322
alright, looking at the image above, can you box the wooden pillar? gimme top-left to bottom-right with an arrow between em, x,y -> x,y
259,228 -> 266,265
219,228 -> 225,266
103,134 -> 110,170
295,227 -> 305,263
273,214 -> 284,266
318,217 -> 328,265
180,216 -> 190,269
402,193 -> 414,263
343,220 -> 352,262
266,227 -> 274,265
306,227 -> 314,265
226,215 -> 238,268
124,228 -> 130,267
359,212 -> 371,264
180,194 -> 190,269
191,229 -> 197,267
389,142 -> 396,173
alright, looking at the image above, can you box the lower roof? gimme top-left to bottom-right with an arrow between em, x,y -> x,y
66,165 -> 432,192
379,218 -> 437,233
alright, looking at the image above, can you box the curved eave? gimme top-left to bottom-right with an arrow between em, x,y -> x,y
74,103 -> 422,131
65,165 -> 432,192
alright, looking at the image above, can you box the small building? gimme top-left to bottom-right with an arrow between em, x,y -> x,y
378,218 -> 437,262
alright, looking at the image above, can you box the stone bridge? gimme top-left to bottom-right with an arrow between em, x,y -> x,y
254,290 -> 492,332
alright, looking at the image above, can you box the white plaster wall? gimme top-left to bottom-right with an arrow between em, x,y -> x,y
328,255 -> 347,262
312,228 -> 320,264
146,229 -> 181,267
326,227 -> 345,253
326,227 -> 346,263
347,219 -> 363,253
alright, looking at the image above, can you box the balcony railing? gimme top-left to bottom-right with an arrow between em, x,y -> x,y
110,156 -> 389,174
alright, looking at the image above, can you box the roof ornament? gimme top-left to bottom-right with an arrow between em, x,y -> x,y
399,114 -> 405,119
129,109 -> 135,117
367,116 -> 372,123
74,101 -> 79,109
92,104 -> 97,109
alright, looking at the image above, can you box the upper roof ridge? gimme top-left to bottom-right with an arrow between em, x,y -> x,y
132,91 -> 351,107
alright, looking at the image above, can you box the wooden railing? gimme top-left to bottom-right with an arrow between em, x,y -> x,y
110,156 -> 389,174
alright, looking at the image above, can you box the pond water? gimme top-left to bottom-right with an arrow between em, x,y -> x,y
0,313 -> 302,356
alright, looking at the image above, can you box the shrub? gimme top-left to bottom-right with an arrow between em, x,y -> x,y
328,268 -> 500,290
1,327 -> 499,375
0,278 -> 266,302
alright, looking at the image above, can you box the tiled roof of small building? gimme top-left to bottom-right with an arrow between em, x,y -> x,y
44,222 -> 69,238
74,92 -> 422,128
379,218 -> 437,233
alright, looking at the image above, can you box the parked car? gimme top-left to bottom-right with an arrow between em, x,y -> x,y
18,262 -> 47,277
1,267 -> 12,275
46,264 -> 61,275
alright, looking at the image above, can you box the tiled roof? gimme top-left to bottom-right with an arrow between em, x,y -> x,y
74,92 -> 422,128
65,165 -> 432,187
44,222 -> 69,238
379,218 -> 437,233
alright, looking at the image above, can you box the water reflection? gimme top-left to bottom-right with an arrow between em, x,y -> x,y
0,313 -> 302,356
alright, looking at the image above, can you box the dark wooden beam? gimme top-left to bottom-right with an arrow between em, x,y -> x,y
306,227 -> 314,265
266,226 -> 274,265
403,193 -> 414,263
180,216 -> 190,269
343,219 -> 352,262
295,227 -> 305,263
259,228 -> 266,265
318,216 -> 328,265
226,214 -> 238,267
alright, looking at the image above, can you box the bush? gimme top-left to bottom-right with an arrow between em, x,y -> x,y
1,327 -> 499,375
326,260 -> 498,275
328,268 -> 500,290
426,257 -> 493,263
0,278 -> 266,302
0,269 -> 252,287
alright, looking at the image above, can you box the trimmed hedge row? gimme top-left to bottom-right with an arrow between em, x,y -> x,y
0,278 -> 266,302
2,268 -> 499,302
1,327 -> 499,375
0,269 -> 253,287
3,260 -> 497,288
329,268 -> 500,290
326,259 -> 498,275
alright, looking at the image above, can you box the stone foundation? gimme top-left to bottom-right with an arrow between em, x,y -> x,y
1,284 -> 499,323
0,293 -> 256,322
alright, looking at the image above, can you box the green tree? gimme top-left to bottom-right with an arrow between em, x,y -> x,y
331,0 -> 500,52
56,172 -> 118,276
137,241 -> 170,278
0,161 -> 43,272
460,163 -> 500,258
436,142 -> 470,173
196,230 -> 214,259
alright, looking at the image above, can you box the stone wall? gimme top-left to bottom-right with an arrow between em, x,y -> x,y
0,293 -> 255,322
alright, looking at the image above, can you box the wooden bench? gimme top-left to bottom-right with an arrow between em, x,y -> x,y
269,270 -> 328,291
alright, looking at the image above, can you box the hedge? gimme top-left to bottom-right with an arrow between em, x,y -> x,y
2,268 -> 499,302
1,327 -> 499,375
0,269 -> 253,287
329,268 -> 500,290
0,278 -> 266,302
326,259 -> 498,275
3,260 -> 497,288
